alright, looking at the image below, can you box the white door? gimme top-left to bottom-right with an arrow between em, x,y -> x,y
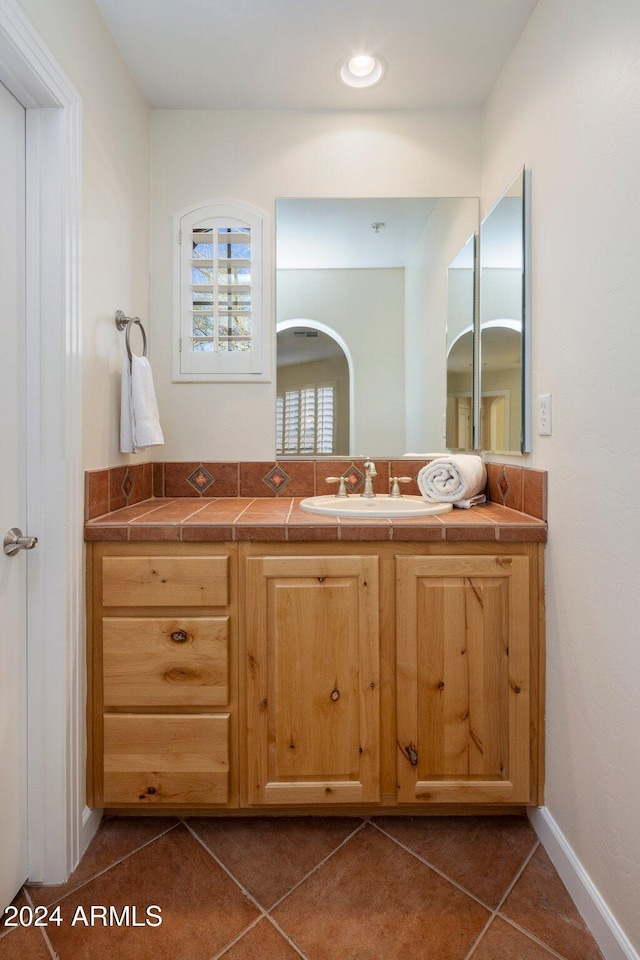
0,79 -> 30,911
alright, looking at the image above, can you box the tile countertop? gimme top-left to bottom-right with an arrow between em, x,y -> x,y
84,498 -> 547,543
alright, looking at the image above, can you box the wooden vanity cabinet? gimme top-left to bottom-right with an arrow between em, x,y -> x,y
87,539 -> 544,813
87,542 -> 238,809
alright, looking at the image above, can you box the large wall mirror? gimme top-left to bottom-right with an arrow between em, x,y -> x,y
479,167 -> 528,454
276,197 -> 480,458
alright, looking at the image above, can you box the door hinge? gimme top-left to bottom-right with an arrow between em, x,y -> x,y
178,227 -> 182,244
179,337 -> 183,352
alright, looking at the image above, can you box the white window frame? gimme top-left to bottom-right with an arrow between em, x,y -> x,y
173,199 -> 271,382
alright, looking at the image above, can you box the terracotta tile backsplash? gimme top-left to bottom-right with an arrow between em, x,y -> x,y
239,460 -> 316,498
85,469 -> 109,520
85,463 -> 152,519
523,468 -> 548,521
86,460 -> 547,522
164,461 -> 240,498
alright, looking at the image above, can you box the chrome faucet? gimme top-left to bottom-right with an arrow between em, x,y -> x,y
361,458 -> 377,498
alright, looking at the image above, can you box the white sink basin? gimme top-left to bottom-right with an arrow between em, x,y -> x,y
299,495 -> 453,519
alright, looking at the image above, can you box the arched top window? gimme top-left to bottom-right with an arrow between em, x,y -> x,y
173,199 -> 270,382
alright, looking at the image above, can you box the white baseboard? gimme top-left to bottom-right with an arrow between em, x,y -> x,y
528,807 -> 638,960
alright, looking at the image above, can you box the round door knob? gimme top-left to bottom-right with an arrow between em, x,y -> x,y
4,528 -> 38,557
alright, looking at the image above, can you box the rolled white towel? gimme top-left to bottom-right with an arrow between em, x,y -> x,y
417,455 -> 487,503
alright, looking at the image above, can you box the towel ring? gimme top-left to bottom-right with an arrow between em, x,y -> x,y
115,310 -> 148,362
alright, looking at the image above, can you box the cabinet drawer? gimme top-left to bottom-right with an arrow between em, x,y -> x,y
103,714 -> 229,806
103,617 -> 229,707
101,556 -> 229,607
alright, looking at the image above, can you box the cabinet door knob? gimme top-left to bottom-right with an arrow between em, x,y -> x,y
330,688 -> 340,701
170,629 -> 189,643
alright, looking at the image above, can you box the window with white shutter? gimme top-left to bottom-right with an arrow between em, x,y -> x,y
276,383 -> 336,455
173,200 -> 270,382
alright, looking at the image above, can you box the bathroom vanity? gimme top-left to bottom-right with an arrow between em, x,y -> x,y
85,492 -> 545,815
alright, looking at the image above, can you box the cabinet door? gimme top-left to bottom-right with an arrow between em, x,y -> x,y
396,555 -> 530,804
245,556 -> 379,805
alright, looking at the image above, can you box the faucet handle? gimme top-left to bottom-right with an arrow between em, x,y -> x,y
326,476 -> 349,498
362,457 -> 377,477
389,476 -> 412,498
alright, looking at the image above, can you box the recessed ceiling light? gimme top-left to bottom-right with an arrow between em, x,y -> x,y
339,54 -> 386,89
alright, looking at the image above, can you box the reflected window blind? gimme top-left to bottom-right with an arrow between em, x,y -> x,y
276,384 -> 335,455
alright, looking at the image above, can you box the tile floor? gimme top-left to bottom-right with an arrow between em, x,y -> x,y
0,815 -> 604,960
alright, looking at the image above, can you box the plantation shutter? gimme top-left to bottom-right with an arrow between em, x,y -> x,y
175,201 -> 269,382
276,384 -> 336,456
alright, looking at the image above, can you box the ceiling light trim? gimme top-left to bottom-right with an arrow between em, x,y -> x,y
338,54 -> 387,89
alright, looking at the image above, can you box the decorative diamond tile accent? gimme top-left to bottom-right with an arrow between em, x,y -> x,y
497,469 -> 511,502
187,465 -> 215,494
121,469 -> 135,501
343,465 -> 365,493
264,466 -> 291,493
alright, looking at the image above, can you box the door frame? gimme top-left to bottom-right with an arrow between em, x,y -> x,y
0,0 -> 97,883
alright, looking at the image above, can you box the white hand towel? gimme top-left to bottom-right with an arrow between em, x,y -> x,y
120,355 -> 164,454
417,455 -> 487,504
120,357 -> 136,454
453,493 -> 487,510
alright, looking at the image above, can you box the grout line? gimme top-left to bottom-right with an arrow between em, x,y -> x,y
183,821 -> 268,916
180,501 -> 215,522
21,886 -> 58,959
266,819 -> 368,913
207,915 -> 265,960
233,499 -> 254,522
461,913 -> 497,960
185,816 -> 367,958
368,822 -> 555,960
494,839 -> 541,913
368,820 -> 495,913
26,819 -> 182,909
265,915 -> 312,960
463,839 -> 542,960
0,892 -> 25,942
496,915 -> 579,960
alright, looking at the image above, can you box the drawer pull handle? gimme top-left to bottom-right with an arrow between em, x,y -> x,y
170,629 -> 189,643
330,688 -> 340,702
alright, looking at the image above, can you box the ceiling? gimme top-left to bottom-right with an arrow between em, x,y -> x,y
94,0 -> 539,110
277,198 -> 439,269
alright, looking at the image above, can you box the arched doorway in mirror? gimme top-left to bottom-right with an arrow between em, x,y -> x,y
276,319 -> 353,456
446,319 -> 522,452
480,319 -> 522,452
446,325 -> 474,450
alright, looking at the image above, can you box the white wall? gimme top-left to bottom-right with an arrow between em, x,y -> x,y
483,0 -> 640,950
277,268 -> 405,455
16,0 -> 151,469
151,109 -> 481,460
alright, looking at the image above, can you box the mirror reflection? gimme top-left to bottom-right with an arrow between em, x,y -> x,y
276,197 -> 479,457
446,233 -> 476,450
479,168 -> 525,453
